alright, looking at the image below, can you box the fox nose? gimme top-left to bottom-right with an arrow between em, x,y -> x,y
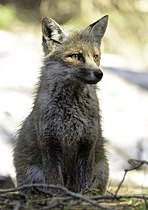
93,69 -> 103,81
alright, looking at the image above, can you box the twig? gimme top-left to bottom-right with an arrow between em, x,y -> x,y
92,194 -> 148,200
0,159 -> 147,209
114,170 -> 127,197
0,184 -> 113,210
128,159 -> 148,167
13,201 -> 21,210
42,200 -> 60,210
114,158 -> 148,197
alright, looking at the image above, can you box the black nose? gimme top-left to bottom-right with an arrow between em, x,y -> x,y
93,70 -> 103,80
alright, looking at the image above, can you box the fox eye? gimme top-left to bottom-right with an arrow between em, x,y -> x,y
69,53 -> 84,62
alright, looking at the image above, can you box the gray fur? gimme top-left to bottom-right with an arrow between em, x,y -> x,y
14,16 -> 109,194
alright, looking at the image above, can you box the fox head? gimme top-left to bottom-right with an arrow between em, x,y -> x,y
42,16 -> 108,84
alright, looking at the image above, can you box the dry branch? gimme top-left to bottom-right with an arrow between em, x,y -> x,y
0,158 -> 147,209
92,194 -> 148,200
114,159 -> 148,196
0,184 -> 113,210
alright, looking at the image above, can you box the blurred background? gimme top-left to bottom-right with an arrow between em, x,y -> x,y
0,0 -> 148,190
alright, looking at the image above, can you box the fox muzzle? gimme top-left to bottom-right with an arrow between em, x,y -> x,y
76,68 -> 103,84
93,69 -> 103,81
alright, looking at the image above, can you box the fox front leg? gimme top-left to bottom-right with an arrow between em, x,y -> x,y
91,158 -> 109,195
40,137 -> 64,194
76,143 -> 93,192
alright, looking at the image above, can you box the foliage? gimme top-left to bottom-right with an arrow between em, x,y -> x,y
0,0 -> 148,68
0,4 -> 17,29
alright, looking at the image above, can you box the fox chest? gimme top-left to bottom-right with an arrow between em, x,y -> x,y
50,104 -> 98,145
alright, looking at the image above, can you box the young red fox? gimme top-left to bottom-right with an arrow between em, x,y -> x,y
13,16 -> 109,194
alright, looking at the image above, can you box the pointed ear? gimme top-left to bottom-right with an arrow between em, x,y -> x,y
84,15 -> 109,43
42,17 -> 67,55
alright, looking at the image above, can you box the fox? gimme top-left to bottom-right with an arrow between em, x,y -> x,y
13,15 -> 109,194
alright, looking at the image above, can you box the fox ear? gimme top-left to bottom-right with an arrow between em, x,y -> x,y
84,15 -> 108,43
42,17 -> 67,55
